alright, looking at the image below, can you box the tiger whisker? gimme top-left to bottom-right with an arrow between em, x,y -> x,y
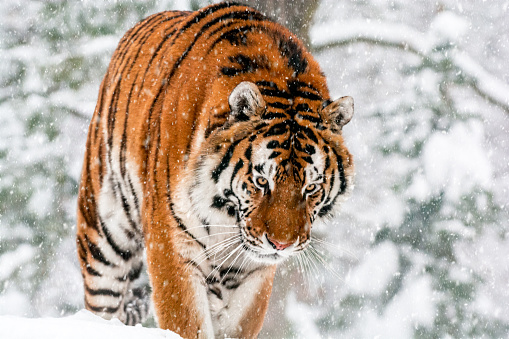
308,244 -> 344,283
208,241 -> 239,264
301,249 -> 320,285
220,247 -> 245,284
311,236 -> 358,261
181,231 -> 239,243
184,235 -> 241,271
295,252 -> 311,289
206,243 -> 243,282
174,224 -> 238,237
233,254 -> 251,281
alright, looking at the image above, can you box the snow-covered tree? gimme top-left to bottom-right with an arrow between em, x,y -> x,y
1,1 -> 509,338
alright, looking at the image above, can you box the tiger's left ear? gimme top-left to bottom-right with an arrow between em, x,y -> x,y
321,96 -> 354,132
228,81 -> 265,121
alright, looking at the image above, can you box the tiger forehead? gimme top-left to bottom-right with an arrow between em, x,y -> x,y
251,130 -> 326,177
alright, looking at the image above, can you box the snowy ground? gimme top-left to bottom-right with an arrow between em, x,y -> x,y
0,310 -> 181,339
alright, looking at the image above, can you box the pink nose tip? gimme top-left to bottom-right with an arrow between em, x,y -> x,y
267,236 -> 292,251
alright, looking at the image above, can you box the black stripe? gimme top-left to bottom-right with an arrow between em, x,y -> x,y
211,195 -> 229,210
168,8 -> 268,82
305,144 -> 316,155
300,126 -> 319,143
277,34 -> 308,75
295,103 -> 312,112
211,139 -> 241,183
297,113 -> 323,124
208,25 -> 254,51
267,101 -> 291,110
113,177 -> 140,236
100,217 -> 133,261
127,175 -> 141,217
302,156 -> 313,164
85,299 -> 119,314
84,234 -> 114,267
256,80 -> 277,89
294,90 -> 322,101
255,122 -> 268,130
259,88 -> 292,100
264,122 -> 289,137
85,285 -> 121,298
86,265 -> 102,277
78,201 -> 97,232
169,202 -> 207,250
119,79 -> 138,183
97,139 -> 104,183
289,80 -> 321,94
117,263 -> 143,282
333,149 -> 347,194
324,155 -> 331,171
208,286 -> 223,300
244,144 -> 252,160
92,82 -> 105,143
221,54 -> 269,77
268,151 -> 281,159
262,112 -> 287,120
231,159 -> 244,180
266,140 -> 279,149
106,77 -> 122,161
112,12 -> 177,68
137,22 -> 185,87
318,169 -> 335,218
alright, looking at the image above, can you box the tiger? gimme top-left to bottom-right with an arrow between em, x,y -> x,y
76,2 -> 354,338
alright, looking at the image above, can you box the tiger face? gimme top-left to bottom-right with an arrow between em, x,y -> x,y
189,82 -> 354,264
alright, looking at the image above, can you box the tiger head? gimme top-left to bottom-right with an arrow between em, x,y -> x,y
188,81 -> 354,264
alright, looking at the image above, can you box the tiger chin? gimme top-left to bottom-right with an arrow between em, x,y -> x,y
76,2 -> 354,339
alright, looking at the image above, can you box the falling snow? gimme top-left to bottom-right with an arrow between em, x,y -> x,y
1,0 -> 508,338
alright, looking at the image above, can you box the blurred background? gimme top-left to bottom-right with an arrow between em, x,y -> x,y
1,0 -> 508,337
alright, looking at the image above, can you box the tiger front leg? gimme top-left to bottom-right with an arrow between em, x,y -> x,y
144,224 -> 215,338
211,265 -> 276,339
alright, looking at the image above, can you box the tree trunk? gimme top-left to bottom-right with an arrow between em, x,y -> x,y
241,0 -> 320,49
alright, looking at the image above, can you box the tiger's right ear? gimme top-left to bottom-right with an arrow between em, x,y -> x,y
321,96 -> 354,133
228,81 -> 265,121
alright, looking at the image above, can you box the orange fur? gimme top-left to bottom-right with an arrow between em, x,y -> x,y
77,3 -> 354,338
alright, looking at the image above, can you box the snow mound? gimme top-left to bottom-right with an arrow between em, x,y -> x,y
0,310 -> 181,339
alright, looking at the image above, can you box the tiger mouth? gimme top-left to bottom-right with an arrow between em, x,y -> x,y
240,242 -> 285,263
238,229 -> 298,264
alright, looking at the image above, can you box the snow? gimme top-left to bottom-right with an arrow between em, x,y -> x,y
1,0 -> 509,338
0,288 -> 30,316
422,120 -> 491,202
429,11 -> 469,44
360,276 -> 435,338
311,19 -> 432,55
453,52 -> 509,109
0,245 -> 35,280
0,310 -> 182,339
285,292 -> 322,339
346,241 -> 399,296
311,11 -> 509,112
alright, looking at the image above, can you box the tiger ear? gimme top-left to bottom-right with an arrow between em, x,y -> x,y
228,81 -> 265,121
322,96 -> 354,132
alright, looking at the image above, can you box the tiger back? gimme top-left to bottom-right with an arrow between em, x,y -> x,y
76,2 -> 354,338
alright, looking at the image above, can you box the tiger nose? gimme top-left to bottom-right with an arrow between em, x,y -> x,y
266,235 -> 292,251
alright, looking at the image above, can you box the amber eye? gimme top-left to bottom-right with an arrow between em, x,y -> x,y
305,183 -> 318,194
255,177 -> 268,188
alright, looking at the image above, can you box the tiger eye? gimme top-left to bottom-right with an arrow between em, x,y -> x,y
256,177 -> 268,187
305,184 -> 316,193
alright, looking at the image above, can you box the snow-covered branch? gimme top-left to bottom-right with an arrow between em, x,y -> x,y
311,19 -> 509,113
